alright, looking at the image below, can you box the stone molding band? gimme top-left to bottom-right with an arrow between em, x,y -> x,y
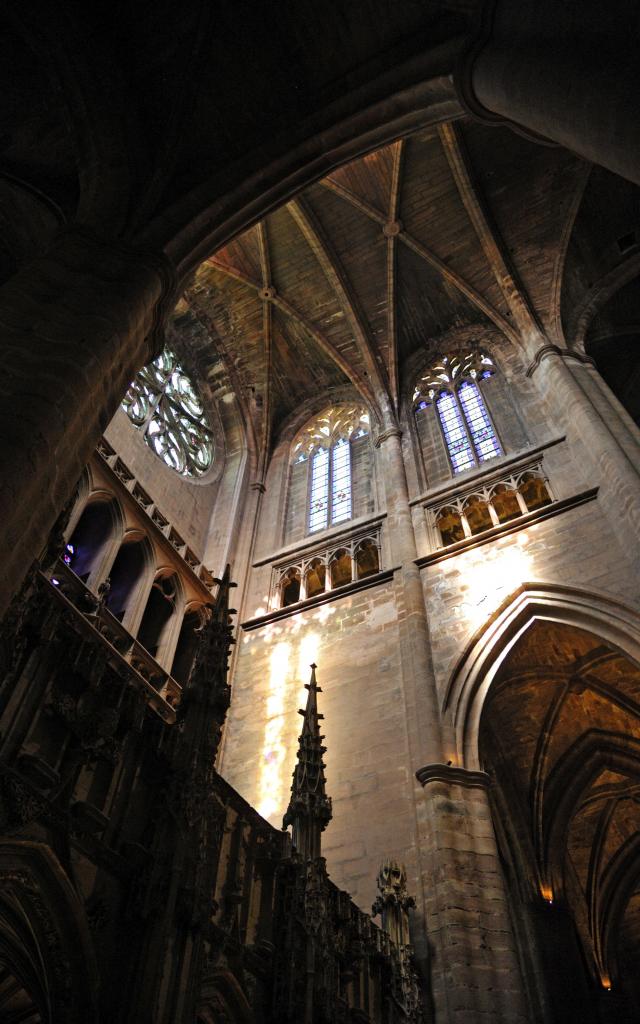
416,763 -> 491,789
526,343 -> 597,378
374,427 -> 403,448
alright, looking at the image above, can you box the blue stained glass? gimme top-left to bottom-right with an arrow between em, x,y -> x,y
458,380 -> 502,463
331,438 -> 352,523
436,391 -> 475,474
309,448 -> 329,533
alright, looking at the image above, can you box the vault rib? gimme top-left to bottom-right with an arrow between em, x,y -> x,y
438,121 -> 544,345
288,196 -> 391,418
206,257 -> 380,415
321,177 -> 520,345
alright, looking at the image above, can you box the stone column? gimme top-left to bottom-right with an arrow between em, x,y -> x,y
456,0 -> 640,187
578,359 -> 640,476
375,426 -> 444,766
416,764 -> 529,1024
375,425 -> 445,973
529,347 -> 640,555
0,228 -> 174,616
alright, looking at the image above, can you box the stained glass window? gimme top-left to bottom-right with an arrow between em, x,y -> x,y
331,439 -> 352,523
122,350 -> 213,477
414,348 -> 502,474
309,448 -> 330,533
436,391 -> 475,474
458,380 -> 502,462
294,404 -> 369,535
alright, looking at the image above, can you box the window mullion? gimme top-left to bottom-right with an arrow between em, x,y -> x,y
458,377 -> 502,464
328,442 -> 334,525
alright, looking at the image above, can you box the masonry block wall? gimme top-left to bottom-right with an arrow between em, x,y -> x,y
421,497 -> 640,707
105,410 -> 220,558
220,579 -> 419,914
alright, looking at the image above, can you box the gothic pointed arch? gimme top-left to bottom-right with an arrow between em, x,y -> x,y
197,967 -> 253,1024
0,841 -> 99,1024
446,586 -> 640,1014
444,582 -> 640,769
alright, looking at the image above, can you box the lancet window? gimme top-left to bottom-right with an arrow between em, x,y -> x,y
414,349 -> 502,474
122,349 -> 214,477
291,406 -> 371,535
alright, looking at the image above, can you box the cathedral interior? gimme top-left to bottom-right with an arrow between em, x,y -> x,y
1,1 -> 640,1022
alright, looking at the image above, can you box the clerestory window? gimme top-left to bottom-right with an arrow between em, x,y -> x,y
292,406 -> 370,535
414,349 -> 502,474
122,349 -> 213,477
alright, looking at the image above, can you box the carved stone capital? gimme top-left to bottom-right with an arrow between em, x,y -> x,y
453,5 -> 558,150
526,343 -> 597,378
416,762 -> 491,790
525,343 -> 564,377
374,427 -> 403,448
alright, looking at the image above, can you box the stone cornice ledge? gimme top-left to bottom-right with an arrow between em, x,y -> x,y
526,344 -> 596,378
416,763 -> 491,789
241,566 -> 398,631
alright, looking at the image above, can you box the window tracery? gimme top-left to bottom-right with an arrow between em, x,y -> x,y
414,349 -> 502,474
274,528 -> 381,609
122,349 -> 214,477
429,465 -> 552,547
292,405 -> 370,535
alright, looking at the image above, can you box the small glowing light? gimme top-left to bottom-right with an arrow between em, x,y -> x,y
602,978 -> 612,991
51,578 -> 60,587
540,885 -> 554,904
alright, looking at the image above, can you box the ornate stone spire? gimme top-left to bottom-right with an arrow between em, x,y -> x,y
283,663 -> 332,860
177,564 -> 237,764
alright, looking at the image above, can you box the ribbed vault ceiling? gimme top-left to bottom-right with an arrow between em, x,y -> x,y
170,116 -> 640,466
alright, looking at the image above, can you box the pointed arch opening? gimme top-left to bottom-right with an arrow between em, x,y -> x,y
445,584 -> 640,1021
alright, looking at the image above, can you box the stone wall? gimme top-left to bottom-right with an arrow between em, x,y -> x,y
105,410 -> 220,560
220,578 -> 423,914
422,494 -> 638,706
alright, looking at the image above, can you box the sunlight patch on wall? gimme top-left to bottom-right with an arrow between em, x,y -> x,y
255,629 -> 322,824
458,536 -> 533,631
256,640 -> 291,820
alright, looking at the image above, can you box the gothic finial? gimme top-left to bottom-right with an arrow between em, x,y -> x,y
372,859 -> 415,947
283,663 -> 332,860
